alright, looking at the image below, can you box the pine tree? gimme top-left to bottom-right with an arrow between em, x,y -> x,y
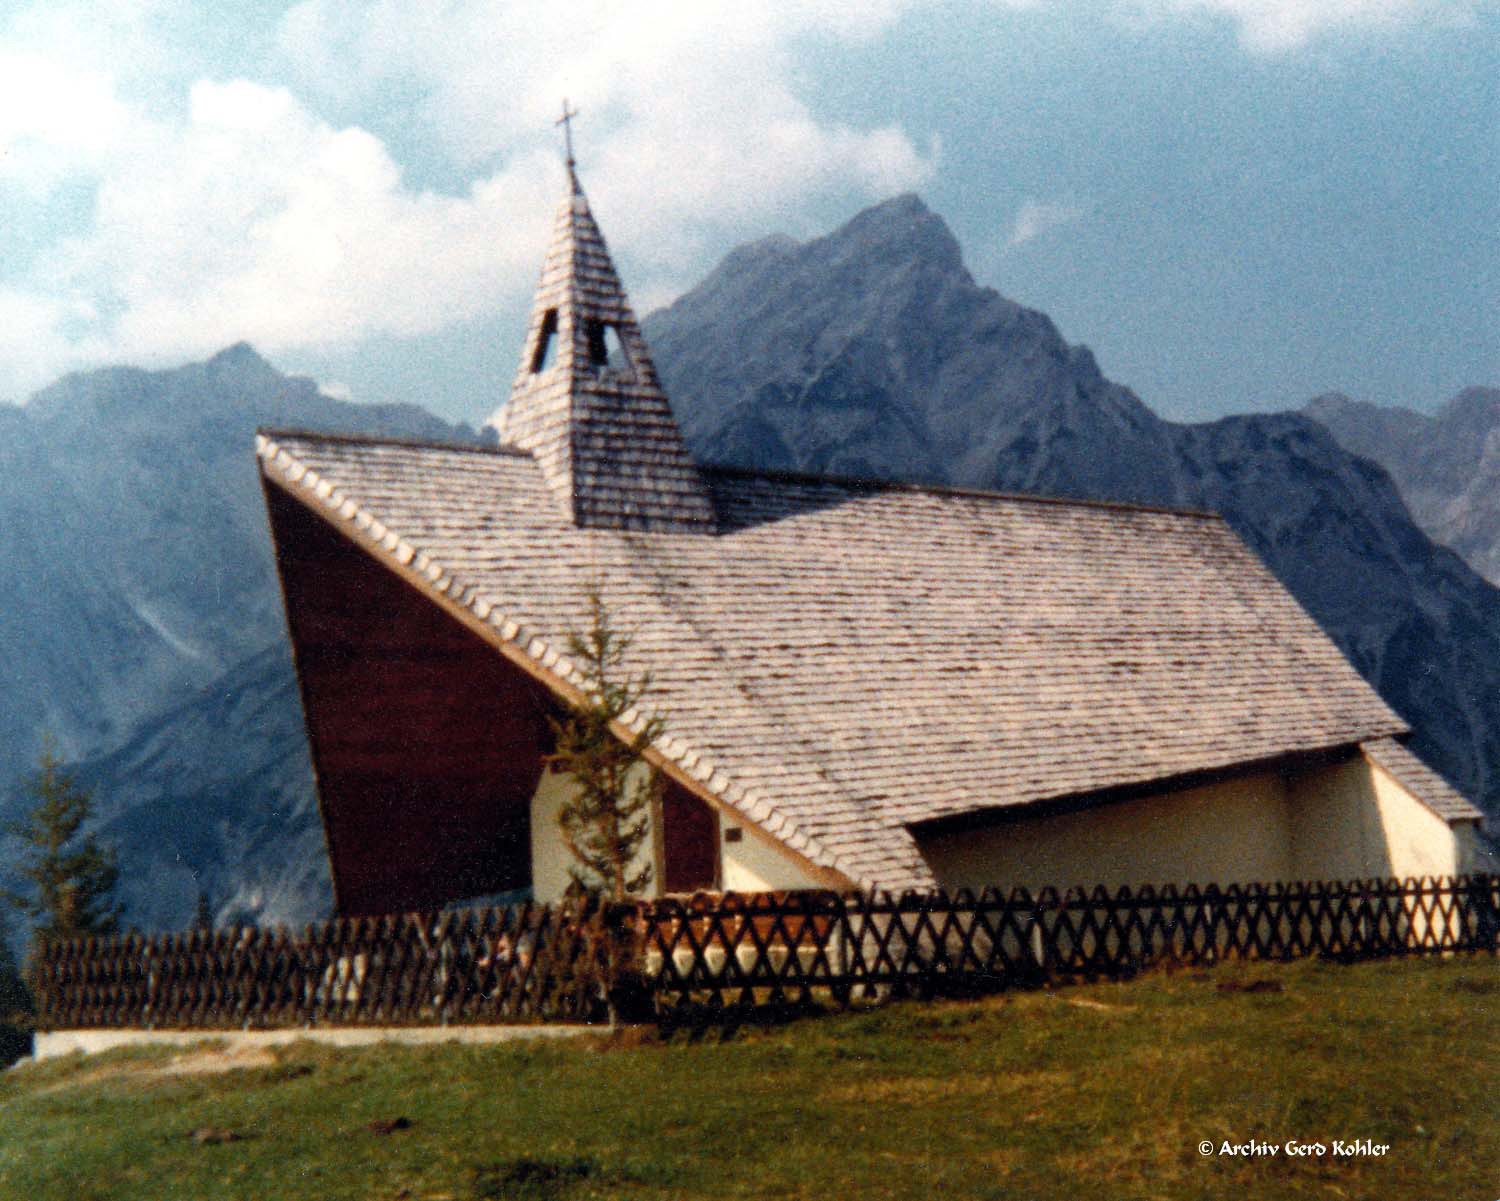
547,589 -> 665,901
0,908 -> 32,1067
7,741 -> 122,946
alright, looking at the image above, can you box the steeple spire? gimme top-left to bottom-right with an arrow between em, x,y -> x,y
490,154 -> 717,534
555,99 -> 581,195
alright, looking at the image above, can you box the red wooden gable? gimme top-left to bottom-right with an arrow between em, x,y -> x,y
265,475 -> 724,913
265,479 -> 556,915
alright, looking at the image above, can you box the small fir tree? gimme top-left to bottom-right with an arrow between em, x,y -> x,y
6,741 -> 122,946
547,589 -> 664,901
0,908 -> 32,1067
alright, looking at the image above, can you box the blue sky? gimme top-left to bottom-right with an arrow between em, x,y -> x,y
1,0 -> 1495,424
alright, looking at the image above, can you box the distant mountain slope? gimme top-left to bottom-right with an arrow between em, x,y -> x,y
72,643 -> 322,932
0,345 -> 477,789
0,348 -> 479,930
1306,389 -> 1500,586
648,196 -> 1500,824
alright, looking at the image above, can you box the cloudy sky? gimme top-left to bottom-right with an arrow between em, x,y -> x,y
2,1 -> 1495,424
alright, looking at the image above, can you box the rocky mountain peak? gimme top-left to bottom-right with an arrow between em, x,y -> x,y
1308,384 -> 1500,601
1437,386 -> 1500,428
829,192 -> 964,274
208,340 -> 268,367
1304,392 -> 1359,418
204,341 -> 281,387
646,193 -> 1164,499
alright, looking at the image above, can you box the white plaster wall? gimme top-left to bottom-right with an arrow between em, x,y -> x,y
1367,760 -> 1466,879
1287,758 -> 1391,881
1287,753 -> 1476,943
529,765 -> 658,904
1287,754 -> 1469,882
533,752 -> 1477,904
718,811 -> 845,893
917,772 -> 1296,893
531,764 -> 849,902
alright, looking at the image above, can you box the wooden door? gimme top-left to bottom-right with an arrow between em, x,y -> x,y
659,779 -> 720,893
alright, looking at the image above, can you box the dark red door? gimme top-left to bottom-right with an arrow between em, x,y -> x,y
660,779 -> 719,893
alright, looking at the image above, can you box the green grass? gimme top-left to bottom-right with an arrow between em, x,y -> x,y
2,956 -> 1496,1200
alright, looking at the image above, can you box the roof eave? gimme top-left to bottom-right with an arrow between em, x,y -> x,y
904,739 -> 1411,839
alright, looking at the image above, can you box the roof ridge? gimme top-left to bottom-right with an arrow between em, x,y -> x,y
258,427 -> 1229,520
700,461 -> 1226,520
256,426 -> 520,457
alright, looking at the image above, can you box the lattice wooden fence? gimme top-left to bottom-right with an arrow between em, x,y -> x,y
31,901 -> 627,1031
32,875 -> 1499,1031
642,875 -> 1500,1016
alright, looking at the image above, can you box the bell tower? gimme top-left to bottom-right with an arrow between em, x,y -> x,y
491,109 -> 716,533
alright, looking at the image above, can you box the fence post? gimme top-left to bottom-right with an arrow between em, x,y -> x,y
604,900 -> 652,1025
1470,873 -> 1500,952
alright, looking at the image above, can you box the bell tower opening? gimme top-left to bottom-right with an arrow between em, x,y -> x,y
584,318 -> 630,375
529,309 -> 559,374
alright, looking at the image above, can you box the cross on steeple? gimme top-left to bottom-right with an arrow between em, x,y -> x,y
556,99 -> 580,170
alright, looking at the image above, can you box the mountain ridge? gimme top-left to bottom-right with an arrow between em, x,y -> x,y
0,349 -> 481,929
1305,387 -> 1500,586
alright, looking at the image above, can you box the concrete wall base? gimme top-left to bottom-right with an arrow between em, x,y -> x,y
30,1023 -> 596,1063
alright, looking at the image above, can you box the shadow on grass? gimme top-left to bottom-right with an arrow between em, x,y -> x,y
471,1156 -> 633,1200
653,972 -> 1053,1041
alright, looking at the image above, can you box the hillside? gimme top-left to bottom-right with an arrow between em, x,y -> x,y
71,644 -> 323,932
6,957 -> 1497,1200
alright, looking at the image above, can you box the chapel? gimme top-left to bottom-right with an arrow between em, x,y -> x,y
257,164 -> 1482,915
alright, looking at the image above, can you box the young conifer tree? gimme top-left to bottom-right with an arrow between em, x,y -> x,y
0,908 -> 32,1067
547,589 -> 664,901
6,741 -> 122,946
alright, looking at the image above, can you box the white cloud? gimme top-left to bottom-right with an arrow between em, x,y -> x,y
274,0 -> 939,288
55,80 -> 559,363
0,289 -> 86,401
1127,0 -> 1488,51
276,2 -> 919,161
1008,199 -> 1085,247
1,2 -> 937,399
0,75 -> 561,399
0,52 -> 135,194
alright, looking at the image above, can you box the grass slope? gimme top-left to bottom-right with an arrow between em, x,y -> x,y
2,957 -> 1496,1200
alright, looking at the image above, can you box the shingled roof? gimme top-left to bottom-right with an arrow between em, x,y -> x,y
257,429 -> 1424,891
1360,737 -> 1482,822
